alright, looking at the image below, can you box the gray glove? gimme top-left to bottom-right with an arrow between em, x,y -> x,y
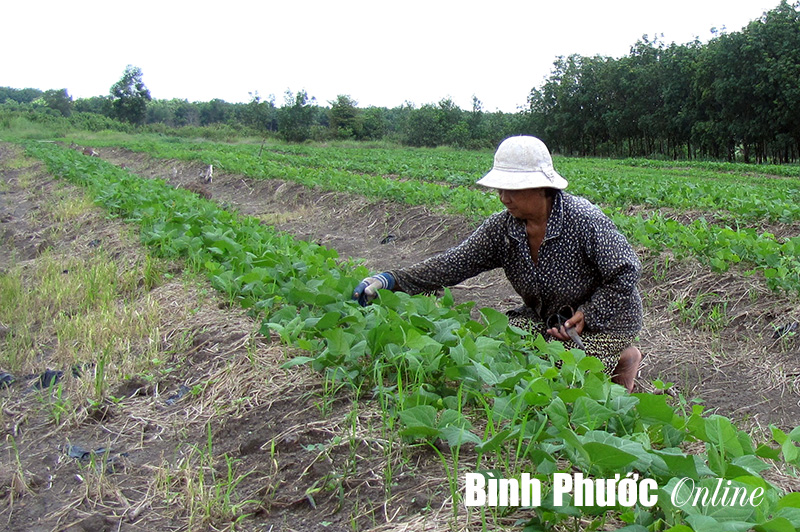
352,272 -> 395,306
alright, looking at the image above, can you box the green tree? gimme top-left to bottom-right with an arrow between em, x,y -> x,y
403,98 -> 465,147
172,99 -> 199,127
524,2 -> 800,162
657,42 -> 701,159
464,95 -> 488,148
73,96 -> 111,115
244,91 -> 277,133
359,106 -> 388,140
144,98 -> 198,127
384,102 -> 414,139
531,54 -> 586,154
42,88 -> 73,117
109,65 -> 152,125
145,99 -> 171,124
403,103 -> 442,146
328,94 -> 361,139
199,98 -> 232,126
746,0 -> 800,162
278,89 -> 316,142
0,87 -> 42,104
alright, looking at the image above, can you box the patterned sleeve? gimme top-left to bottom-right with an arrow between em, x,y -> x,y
577,213 -> 643,333
389,213 -> 506,295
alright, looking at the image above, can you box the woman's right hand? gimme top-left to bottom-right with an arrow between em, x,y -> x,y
352,272 -> 395,306
546,309 -> 585,343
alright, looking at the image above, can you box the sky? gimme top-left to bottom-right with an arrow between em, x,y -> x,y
1,0 -> 778,113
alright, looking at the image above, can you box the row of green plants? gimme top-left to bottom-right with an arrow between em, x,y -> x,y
65,135 -> 800,294
244,142 -> 800,223
124,137 -> 800,222
22,140 -> 800,531
252,142 -> 800,185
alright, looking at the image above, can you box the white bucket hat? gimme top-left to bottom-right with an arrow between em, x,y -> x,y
476,136 -> 568,190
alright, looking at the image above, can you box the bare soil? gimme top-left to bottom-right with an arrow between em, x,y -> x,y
1,142 -> 799,531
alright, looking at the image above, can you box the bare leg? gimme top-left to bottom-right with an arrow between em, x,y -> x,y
611,346 -> 643,393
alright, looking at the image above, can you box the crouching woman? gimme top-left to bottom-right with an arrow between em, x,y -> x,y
353,136 -> 643,391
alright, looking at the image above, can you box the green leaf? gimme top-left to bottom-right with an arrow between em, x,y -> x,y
539,488 -> 582,517
607,394 -> 639,416
432,318 -> 462,344
522,377 -> 553,406
496,369 -> 529,390
313,292 -> 337,307
777,492 -> 800,510
438,408 -> 471,429
398,405 -> 437,428
471,361 -> 499,386
475,429 -> 512,453
375,288 -> 401,309
439,425 -> 482,447
686,515 -> 753,532
729,455 -> 770,476
782,438 -> 800,464
557,387 -> 587,403
660,423 -> 687,447
409,313 -> 436,332
321,328 -> 353,356
441,288 -> 454,307
530,449 -> 557,474
652,448 -> 700,480
577,355 -> 605,373
582,441 -> 637,470
478,307 -> 509,336
634,392 -> 674,423
578,431 -> 656,472
313,311 -> 341,331
772,426 -> 789,445
544,397 -> 569,428
705,415 -> 744,458
570,396 -> 614,430
687,409 -> 709,441
666,477 -> 761,524
406,331 -> 443,355
755,444 -> 781,460
492,396 -> 520,421
281,356 -> 314,369
776,508 -> 800,528
448,341 -> 471,366
398,405 -> 439,439
406,385 -> 442,407
474,336 -> 503,358
753,518 -> 796,532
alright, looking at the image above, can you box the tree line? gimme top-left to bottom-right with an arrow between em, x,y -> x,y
2,1 -> 797,162
0,79 -> 525,150
527,0 -> 800,162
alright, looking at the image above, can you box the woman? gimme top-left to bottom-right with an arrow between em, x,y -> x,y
353,136 -> 643,391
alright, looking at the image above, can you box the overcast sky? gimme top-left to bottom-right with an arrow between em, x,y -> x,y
2,1 -> 776,112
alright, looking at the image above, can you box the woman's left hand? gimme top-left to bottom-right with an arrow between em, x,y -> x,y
547,309 -> 585,341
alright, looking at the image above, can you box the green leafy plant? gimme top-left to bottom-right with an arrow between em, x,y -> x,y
21,140 -> 800,531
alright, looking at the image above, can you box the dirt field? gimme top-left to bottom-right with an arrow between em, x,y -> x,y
1,142 -> 799,531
